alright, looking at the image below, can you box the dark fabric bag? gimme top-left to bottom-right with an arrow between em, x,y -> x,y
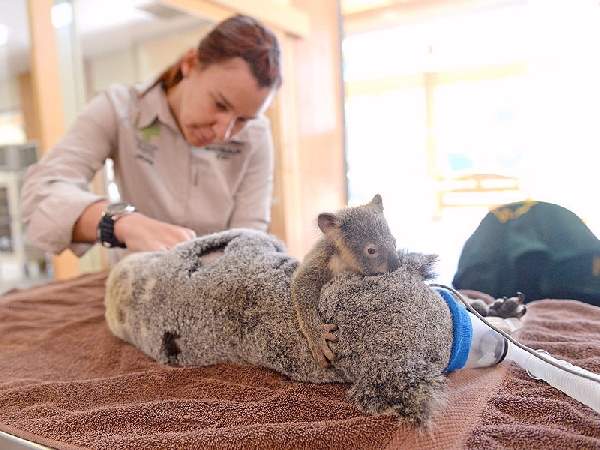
453,201 -> 600,305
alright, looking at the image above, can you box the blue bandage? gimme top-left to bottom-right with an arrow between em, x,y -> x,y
434,287 -> 473,373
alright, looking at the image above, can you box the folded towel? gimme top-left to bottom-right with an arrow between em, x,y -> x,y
0,273 -> 598,449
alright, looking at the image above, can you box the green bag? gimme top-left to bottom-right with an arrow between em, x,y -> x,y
453,201 -> 600,305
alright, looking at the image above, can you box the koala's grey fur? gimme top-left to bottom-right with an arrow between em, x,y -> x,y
105,229 -> 453,424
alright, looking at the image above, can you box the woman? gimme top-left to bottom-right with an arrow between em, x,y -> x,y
21,14 -> 281,258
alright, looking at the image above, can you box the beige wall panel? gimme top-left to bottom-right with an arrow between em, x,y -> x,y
161,0 -> 231,23
209,0 -> 309,37
17,73 -> 40,142
291,0 -> 347,255
136,24 -> 213,80
27,0 -> 80,280
269,0 -> 346,258
86,49 -> 139,96
162,0 -> 309,37
268,1 -> 346,258
267,33 -> 303,256
0,76 -> 20,111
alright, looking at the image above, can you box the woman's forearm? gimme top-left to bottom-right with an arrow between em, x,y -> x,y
72,200 -> 109,244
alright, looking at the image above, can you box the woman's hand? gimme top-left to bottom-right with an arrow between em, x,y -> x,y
114,213 -> 196,252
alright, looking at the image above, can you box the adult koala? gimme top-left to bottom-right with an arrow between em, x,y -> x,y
105,229 -> 453,424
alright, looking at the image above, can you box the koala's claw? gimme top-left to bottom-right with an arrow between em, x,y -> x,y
306,324 -> 338,368
320,323 -> 338,365
308,340 -> 331,368
489,292 -> 527,319
319,337 -> 335,365
307,331 -> 336,368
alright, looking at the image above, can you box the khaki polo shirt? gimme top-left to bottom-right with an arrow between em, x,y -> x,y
21,80 -> 274,257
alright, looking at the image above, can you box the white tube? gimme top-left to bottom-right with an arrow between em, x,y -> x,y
505,341 -> 600,414
464,312 -> 506,369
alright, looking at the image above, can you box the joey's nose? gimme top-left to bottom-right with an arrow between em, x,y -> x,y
388,252 -> 401,271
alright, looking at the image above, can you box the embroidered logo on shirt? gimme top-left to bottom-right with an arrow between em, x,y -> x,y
135,123 -> 160,165
141,123 -> 161,142
204,140 -> 244,160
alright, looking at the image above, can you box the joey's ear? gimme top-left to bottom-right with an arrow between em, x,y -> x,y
370,194 -> 384,212
318,213 -> 340,235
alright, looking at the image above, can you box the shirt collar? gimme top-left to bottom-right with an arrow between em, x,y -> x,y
135,77 -> 181,134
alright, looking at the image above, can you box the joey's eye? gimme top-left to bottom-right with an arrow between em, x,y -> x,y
216,101 -> 227,111
365,245 -> 378,256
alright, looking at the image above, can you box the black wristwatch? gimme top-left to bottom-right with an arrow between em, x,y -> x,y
97,202 -> 136,248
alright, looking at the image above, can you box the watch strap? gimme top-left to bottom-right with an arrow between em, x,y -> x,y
98,213 -> 127,248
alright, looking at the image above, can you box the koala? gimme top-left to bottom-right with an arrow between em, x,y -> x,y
291,194 -> 400,368
105,229 -> 453,425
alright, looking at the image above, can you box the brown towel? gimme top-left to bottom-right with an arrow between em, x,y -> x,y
0,273 -> 598,449
467,299 -> 600,449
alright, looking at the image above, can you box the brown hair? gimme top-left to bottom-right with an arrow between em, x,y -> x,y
158,14 -> 281,91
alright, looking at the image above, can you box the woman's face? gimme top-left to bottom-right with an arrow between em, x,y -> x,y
176,54 -> 275,147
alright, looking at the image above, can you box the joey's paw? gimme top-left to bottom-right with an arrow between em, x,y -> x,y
306,324 -> 337,368
322,323 -> 338,342
317,324 -> 338,366
489,292 -> 527,319
319,335 -> 335,365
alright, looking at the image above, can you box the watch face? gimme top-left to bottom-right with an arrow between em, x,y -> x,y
106,202 -> 135,216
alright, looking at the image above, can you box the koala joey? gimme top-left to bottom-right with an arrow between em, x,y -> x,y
291,194 -> 400,368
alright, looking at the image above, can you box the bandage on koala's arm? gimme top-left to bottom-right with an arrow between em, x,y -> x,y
434,287 -> 507,371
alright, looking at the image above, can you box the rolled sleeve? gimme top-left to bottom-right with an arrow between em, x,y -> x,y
21,92 -> 117,256
228,118 -> 274,232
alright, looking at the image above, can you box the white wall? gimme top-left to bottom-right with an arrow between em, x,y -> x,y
86,47 -> 139,96
0,75 -> 20,112
85,23 -> 213,97
136,24 -> 212,81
